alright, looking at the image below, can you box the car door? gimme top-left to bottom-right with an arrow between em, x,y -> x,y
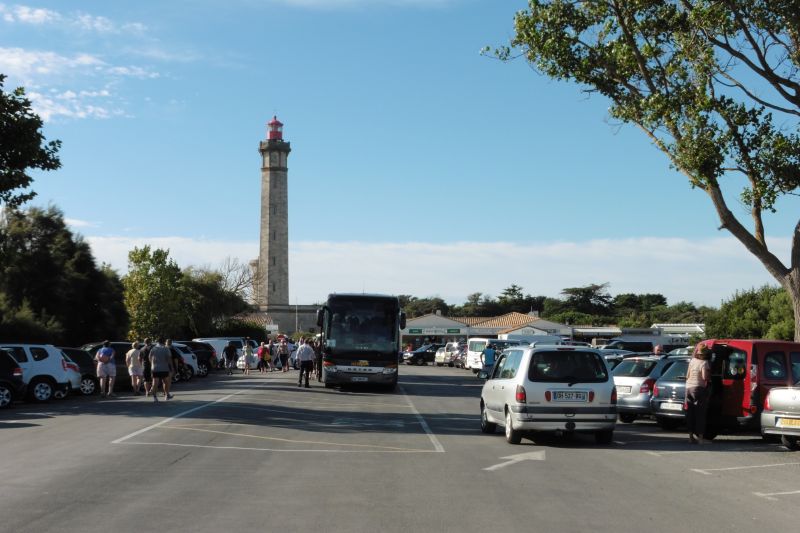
482,353 -> 509,420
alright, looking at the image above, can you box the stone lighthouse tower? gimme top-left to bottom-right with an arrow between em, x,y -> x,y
254,116 -> 291,309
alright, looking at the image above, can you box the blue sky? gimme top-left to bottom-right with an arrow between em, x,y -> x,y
1,0 -> 796,307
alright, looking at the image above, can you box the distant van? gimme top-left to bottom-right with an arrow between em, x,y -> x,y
466,338 -> 523,373
699,339 -> 800,438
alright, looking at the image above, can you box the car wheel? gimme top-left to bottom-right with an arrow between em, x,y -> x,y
0,385 -> 12,408
448,362 -> 454,368
197,362 -> 209,377
655,417 -> 681,430
480,403 -> 496,434
184,366 -> 194,380
619,413 -> 637,424
28,378 -> 54,403
781,435 -> 800,451
504,409 -> 522,444
79,376 -> 98,395
324,382 -> 335,389
762,433 -> 781,443
595,430 -> 614,445
702,427 -> 718,441
172,372 -> 182,383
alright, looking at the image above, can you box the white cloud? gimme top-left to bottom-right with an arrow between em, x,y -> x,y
64,218 -> 96,228
0,4 -> 147,34
0,48 -> 104,80
27,90 -> 124,120
83,236 -> 787,308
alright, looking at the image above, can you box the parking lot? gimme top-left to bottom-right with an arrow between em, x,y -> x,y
1,365 -> 798,532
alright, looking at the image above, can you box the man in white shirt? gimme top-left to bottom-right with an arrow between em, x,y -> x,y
295,338 -> 315,388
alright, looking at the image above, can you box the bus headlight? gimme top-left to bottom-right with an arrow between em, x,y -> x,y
382,367 -> 397,375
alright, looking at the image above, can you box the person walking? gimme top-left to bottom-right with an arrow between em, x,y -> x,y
149,338 -> 174,402
222,341 -> 238,375
256,342 -> 266,373
314,338 -> 323,382
95,340 -> 117,398
165,339 -> 179,398
242,340 -> 254,375
295,338 -> 315,388
685,344 -> 712,444
481,343 -> 497,372
267,340 -> 276,371
126,342 -> 143,395
279,339 -> 290,372
140,338 -> 154,397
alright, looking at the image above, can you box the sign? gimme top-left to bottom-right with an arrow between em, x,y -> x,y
408,328 -> 422,334
446,328 -> 461,334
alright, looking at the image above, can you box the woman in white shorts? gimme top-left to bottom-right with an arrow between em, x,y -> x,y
126,342 -> 144,395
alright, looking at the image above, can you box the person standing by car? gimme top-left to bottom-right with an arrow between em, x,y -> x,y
685,344 -> 712,444
653,345 -> 664,356
126,342 -> 143,395
140,338 -> 153,397
222,341 -> 237,376
481,343 -> 497,372
242,340 -> 254,375
95,340 -> 117,398
149,338 -> 174,402
279,339 -> 290,372
256,342 -> 267,373
295,338 -> 315,388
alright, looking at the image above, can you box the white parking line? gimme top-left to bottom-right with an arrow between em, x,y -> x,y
753,489 -> 800,501
691,462 -> 800,475
399,385 -> 445,453
112,391 -> 245,444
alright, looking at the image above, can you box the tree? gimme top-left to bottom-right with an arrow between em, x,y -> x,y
0,206 -> 128,345
0,75 -> 61,208
561,283 -> 613,315
123,246 -> 186,339
182,267 -> 250,337
496,1 -> 800,340
706,285 -> 794,339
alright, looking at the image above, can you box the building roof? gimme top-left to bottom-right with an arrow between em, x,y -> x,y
233,312 -> 275,327
470,312 -> 540,329
446,316 -> 494,326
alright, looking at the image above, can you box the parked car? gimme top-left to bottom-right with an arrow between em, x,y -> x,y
175,340 -> 217,377
454,345 -> 468,369
613,355 -> 689,423
479,346 -> 617,445
0,348 -> 26,408
0,344 -> 81,402
434,342 -> 461,367
192,337 -> 258,367
761,384 -> 800,451
59,347 -> 99,396
171,342 -> 199,378
649,359 -> 689,430
402,344 -> 443,366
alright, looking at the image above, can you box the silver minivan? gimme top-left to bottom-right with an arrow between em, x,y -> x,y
479,346 -> 617,444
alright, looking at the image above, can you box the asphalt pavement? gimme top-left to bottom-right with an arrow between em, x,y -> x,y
1,365 -> 798,532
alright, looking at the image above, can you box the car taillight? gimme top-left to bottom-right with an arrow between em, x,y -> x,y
545,390 -> 552,402
13,367 -> 22,378
589,390 -> 595,402
611,387 -> 617,404
62,359 -> 78,372
764,391 -> 772,412
515,385 -> 527,403
323,360 -> 335,367
653,384 -> 659,396
640,378 -> 656,395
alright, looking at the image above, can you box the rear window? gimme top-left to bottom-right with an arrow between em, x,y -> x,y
469,341 -> 487,352
0,350 -> 16,372
528,350 -> 608,382
613,359 -> 658,378
660,360 -> 689,381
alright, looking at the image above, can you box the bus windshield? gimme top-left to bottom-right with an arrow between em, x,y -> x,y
326,298 -> 399,354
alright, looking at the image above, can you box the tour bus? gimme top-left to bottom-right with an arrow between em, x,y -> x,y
317,293 -> 406,391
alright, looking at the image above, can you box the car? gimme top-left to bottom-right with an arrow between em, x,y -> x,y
466,338 -> 523,372
649,359 -> 689,430
613,355 -> 689,423
402,344 -> 443,365
761,384 -> 800,451
170,342 -> 200,380
192,337 -> 258,367
479,345 -> 617,445
175,340 -> 217,377
434,342 -> 461,367
59,347 -> 100,396
0,344 -> 81,402
0,348 -> 26,408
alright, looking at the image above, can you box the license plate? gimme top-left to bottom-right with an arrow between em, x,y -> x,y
779,418 -> 800,427
616,385 -> 632,394
353,361 -> 369,366
661,402 -> 683,411
554,391 -> 587,402
351,377 -> 368,382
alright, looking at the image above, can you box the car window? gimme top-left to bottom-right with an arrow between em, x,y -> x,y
660,360 -> 689,381
762,351 -> 788,380
469,341 -> 487,353
613,359 -> 657,377
231,341 -> 243,349
0,351 -> 15,372
717,348 -> 748,380
500,350 -> 523,379
790,352 -> 800,384
490,355 -> 507,379
2,347 -> 28,363
528,350 -> 608,382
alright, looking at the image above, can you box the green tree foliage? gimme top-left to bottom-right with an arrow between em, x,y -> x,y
498,1 -> 800,340
399,296 -> 450,318
561,283 -> 613,315
0,206 -> 128,345
214,318 -> 266,341
706,285 -> 794,340
123,246 -> 186,340
0,74 -> 61,208
182,267 -> 250,337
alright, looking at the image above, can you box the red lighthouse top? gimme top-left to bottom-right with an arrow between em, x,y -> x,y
267,116 -> 284,140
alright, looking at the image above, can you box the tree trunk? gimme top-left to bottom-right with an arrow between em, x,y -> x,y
788,270 -> 800,343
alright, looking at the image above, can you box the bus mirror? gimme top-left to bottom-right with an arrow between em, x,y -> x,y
316,308 -> 324,328
400,312 -> 406,330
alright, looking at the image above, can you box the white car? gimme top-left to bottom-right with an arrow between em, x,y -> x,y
0,344 -> 81,402
172,342 -> 200,377
479,345 -> 617,444
434,342 -> 461,367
